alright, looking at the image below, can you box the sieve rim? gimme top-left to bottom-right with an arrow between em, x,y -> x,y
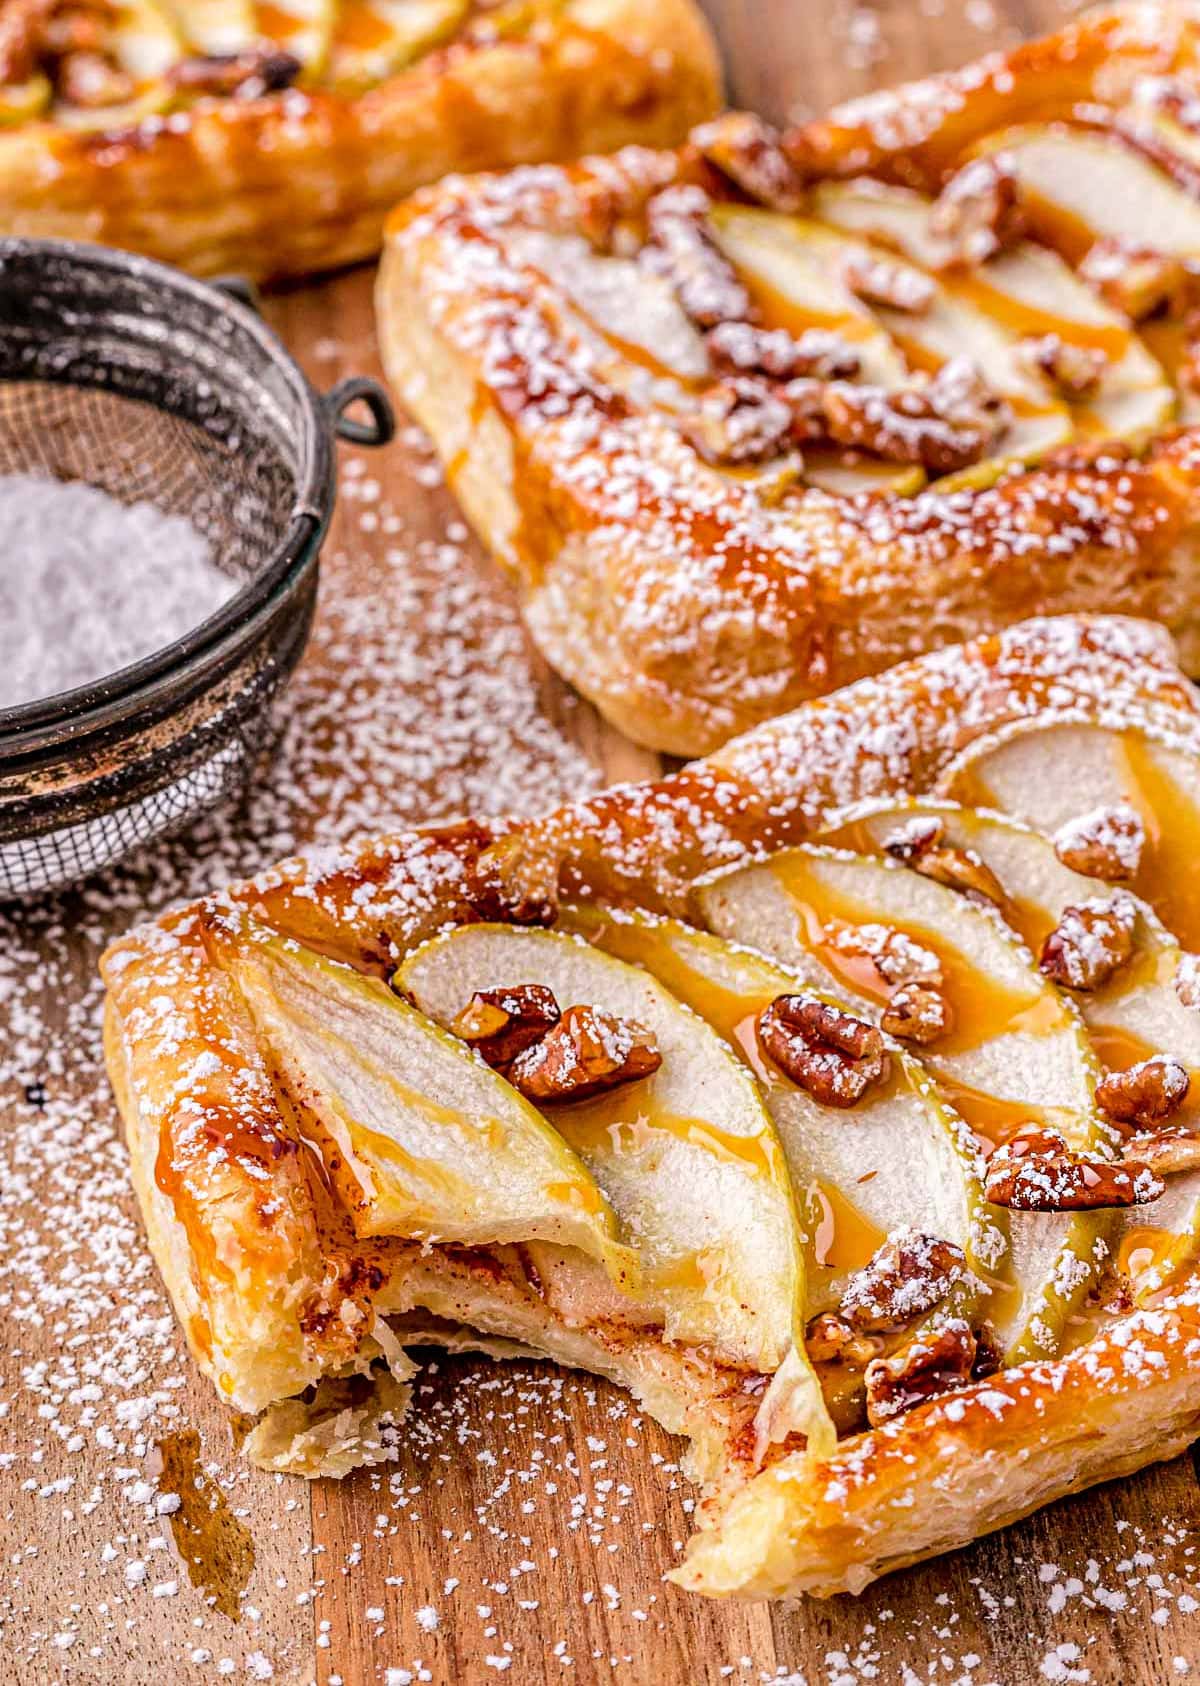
0,238 -> 338,755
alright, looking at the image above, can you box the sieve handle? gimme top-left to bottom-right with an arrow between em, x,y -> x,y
211,274 -> 263,314
321,376 -> 396,448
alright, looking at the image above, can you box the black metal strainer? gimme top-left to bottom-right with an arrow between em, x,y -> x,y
0,239 -> 395,899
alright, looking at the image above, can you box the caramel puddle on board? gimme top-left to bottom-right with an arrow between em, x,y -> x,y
153,1429 -> 255,1620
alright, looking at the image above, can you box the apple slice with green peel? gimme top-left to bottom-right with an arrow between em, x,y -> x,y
975,125 -> 1200,259
54,0 -> 182,127
398,924 -> 811,1389
707,205 -> 908,387
937,723 -> 1200,954
557,903 -> 1001,1300
213,919 -> 636,1285
0,74 -> 51,124
696,845 -> 1117,1359
329,0 -> 469,92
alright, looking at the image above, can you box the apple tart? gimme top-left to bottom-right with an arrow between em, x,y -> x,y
0,0 -> 719,280
379,0 -> 1200,756
103,613 -> 1200,1597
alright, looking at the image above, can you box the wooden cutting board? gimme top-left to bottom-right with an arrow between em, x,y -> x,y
5,3 -> 1200,1682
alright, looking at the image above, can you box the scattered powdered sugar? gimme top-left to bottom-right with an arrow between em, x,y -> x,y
0,474 -> 237,710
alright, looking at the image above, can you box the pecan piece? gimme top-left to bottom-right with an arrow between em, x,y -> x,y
1079,241 -> 1196,321
930,154 -> 1025,267
1177,953 -> 1200,1011
644,184 -> 752,329
1096,1055 -> 1190,1129
983,1124 -> 1164,1211
450,985 -> 561,1072
686,375 -> 794,465
816,357 -> 1008,475
693,111 -> 808,212
706,320 -> 860,380
1017,333 -> 1107,398
864,1318 -> 976,1426
757,994 -> 890,1108
884,818 -> 1005,907
57,46 -> 132,107
507,1005 -> 661,1104
804,1311 -> 883,1366
840,1229 -> 968,1333
1038,895 -> 1136,991
169,46 -> 302,99
829,921 -> 942,987
880,979 -> 953,1045
1052,804 -> 1146,882
842,251 -> 935,315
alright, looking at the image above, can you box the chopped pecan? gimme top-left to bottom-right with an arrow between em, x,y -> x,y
1038,895 -> 1136,991
864,1318 -> 976,1426
169,46 -> 301,99
983,1124 -> 1164,1211
462,852 -> 557,930
842,251 -> 935,315
804,1311 -> 883,1366
507,1004 -> 661,1104
450,985 -> 562,1071
828,921 -> 942,987
693,111 -> 809,212
840,1230 -> 968,1333
57,46 -> 130,106
1078,240 -> 1197,321
929,153 -> 1025,267
1018,333 -> 1108,398
757,994 -> 890,1108
1096,1055 -> 1190,1129
686,376 -> 794,465
0,0 -> 56,83
1176,953 -> 1200,1011
814,357 -> 1008,475
884,818 -> 1006,907
880,979 -> 954,1045
644,184 -> 752,329
1052,804 -> 1146,882
706,320 -> 860,381
1122,1129 -> 1200,1176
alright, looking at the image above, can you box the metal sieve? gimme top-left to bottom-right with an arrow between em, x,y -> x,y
0,239 -> 395,899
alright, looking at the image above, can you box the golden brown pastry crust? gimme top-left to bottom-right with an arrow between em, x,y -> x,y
102,614 -> 1200,1595
0,0 -> 719,280
377,2 -> 1200,755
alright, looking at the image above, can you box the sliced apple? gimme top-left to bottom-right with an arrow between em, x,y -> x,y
329,0 -> 468,92
799,451 -> 926,497
937,723 -> 1200,953
696,845 -> 1118,1359
398,924 -> 808,1383
814,178 -> 960,270
975,124 -> 1200,260
53,0 -> 181,127
166,0 -> 257,53
0,74 -> 51,125
558,902 -> 1000,1301
707,205 -> 908,386
212,919 -> 635,1285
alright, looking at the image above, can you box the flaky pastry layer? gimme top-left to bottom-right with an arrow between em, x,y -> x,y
0,0 -> 718,280
378,2 -> 1200,754
102,615 -> 1200,1597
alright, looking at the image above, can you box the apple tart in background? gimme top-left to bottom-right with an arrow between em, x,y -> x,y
379,0 -> 1200,755
102,614 -> 1200,1599
0,0 -> 719,279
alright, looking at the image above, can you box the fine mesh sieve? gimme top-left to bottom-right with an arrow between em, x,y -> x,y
0,239 -> 395,899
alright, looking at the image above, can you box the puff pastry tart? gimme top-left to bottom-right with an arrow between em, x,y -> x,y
103,614 -> 1200,1597
379,1 -> 1200,756
0,0 -> 719,280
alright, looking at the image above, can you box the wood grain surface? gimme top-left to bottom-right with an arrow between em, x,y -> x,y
5,4 -> 1200,1683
